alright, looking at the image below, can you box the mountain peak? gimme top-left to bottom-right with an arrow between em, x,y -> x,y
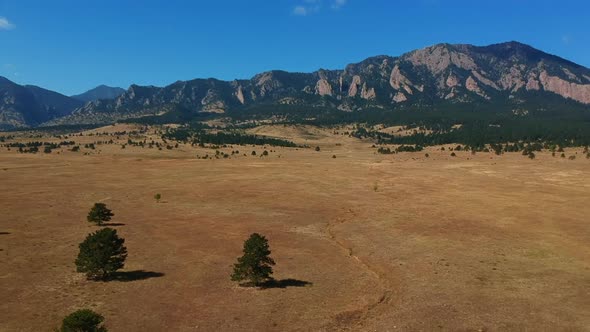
71,85 -> 126,102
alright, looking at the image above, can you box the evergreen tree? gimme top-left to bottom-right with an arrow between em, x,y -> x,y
87,203 -> 114,226
231,233 -> 275,286
60,309 -> 107,332
75,228 -> 127,280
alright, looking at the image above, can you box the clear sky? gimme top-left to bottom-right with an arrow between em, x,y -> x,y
1,0 -> 589,96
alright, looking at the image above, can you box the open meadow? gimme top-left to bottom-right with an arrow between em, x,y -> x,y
1,125 -> 589,331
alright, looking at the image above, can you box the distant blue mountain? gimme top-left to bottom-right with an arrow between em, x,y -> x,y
71,85 -> 125,102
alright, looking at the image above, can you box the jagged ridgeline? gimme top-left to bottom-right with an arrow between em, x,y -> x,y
3,41 -> 590,146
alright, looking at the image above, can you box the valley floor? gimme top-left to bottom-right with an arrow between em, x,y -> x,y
0,125 -> 589,331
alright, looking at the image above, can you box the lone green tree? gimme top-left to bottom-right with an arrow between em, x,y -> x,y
154,193 -> 161,203
231,233 -> 275,286
60,309 -> 107,332
75,228 -> 127,280
87,203 -> 114,226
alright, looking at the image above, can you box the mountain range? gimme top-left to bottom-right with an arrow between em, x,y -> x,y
2,41 -> 590,129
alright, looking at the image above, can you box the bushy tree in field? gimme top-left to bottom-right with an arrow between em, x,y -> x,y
231,233 -> 275,286
154,193 -> 161,203
75,228 -> 127,280
87,203 -> 114,226
60,309 -> 107,332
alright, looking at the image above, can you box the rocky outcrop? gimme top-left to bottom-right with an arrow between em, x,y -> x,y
471,71 -> 500,90
390,65 -> 413,90
235,86 -> 245,104
361,83 -> 376,100
348,75 -> 362,97
526,74 -> 540,91
466,76 -> 489,99
499,66 -> 525,92
315,79 -> 333,96
446,74 -> 460,88
539,71 -> 590,104
254,72 -> 282,97
407,44 -> 476,74
393,92 -> 407,103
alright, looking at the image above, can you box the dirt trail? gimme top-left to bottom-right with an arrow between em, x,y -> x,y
324,208 -> 394,329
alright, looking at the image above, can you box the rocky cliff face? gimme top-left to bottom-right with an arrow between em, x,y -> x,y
5,41 -> 590,128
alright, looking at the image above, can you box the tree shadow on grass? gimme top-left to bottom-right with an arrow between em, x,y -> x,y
259,278 -> 313,289
0,232 -> 10,235
101,223 -> 126,227
107,270 -> 164,282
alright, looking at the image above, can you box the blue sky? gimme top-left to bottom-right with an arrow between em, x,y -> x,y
1,0 -> 589,96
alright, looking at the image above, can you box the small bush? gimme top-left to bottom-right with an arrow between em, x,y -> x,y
60,309 -> 107,332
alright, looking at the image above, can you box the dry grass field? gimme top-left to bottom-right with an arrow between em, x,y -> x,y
1,125 -> 589,331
